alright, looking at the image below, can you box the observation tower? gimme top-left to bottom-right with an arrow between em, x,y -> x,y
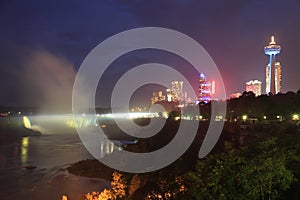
264,35 -> 281,94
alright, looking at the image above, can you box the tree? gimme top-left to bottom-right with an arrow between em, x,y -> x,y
185,143 -> 249,200
85,171 -> 127,200
240,137 -> 294,200
184,138 -> 295,200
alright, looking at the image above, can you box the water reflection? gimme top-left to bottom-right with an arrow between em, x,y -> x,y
10,137 -> 29,166
100,141 -> 122,158
21,137 -> 29,163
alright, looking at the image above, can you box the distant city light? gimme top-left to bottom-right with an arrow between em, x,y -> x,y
174,116 -> 180,121
292,114 -> 299,121
242,115 -> 247,121
230,93 -> 241,99
215,115 -> 224,121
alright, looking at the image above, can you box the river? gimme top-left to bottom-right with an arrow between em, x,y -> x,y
0,115 -> 117,200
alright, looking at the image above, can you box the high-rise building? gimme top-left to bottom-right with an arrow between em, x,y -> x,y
266,62 -> 281,94
245,80 -> 262,96
170,81 -> 183,102
166,88 -> 173,102
264,35 -> 281,94
198,73 -> 213,103
151,90 -> 165,104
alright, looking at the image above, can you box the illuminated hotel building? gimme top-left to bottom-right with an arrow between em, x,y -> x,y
266,62 -> 281,94
264,35 -> 281,94
245,80 -> 262,96
198,73 -> 215,103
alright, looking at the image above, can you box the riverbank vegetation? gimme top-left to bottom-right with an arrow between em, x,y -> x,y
66,91 -> 300,199
66,120 -> 299,199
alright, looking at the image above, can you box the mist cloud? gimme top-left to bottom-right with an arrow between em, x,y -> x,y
18,50 -> 76,112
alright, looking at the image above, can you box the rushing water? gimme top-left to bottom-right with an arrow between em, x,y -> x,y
0,116 -> 116,200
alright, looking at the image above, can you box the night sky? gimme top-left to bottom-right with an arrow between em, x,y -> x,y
1,0 -> 300,109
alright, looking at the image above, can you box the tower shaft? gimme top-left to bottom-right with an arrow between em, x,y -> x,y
269,54 -> 276,94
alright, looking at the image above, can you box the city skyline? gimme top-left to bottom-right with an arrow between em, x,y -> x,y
0,0 -> 300,108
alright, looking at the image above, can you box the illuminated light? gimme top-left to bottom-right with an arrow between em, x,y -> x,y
101,124 -> 106,128
276,115 -> 280,119
263,116 -> 267,120
215,115 -> 223,121
22,136 -> 29,146
174,116 -> 180,121
110,142 -> 114,153
100,142 -> 104,157
106,143 -> 110,154
242,115 -> 247,121
23,116 -> 31,128
21,137 -> 29,163
66,119 -> 77,128
270,35 -> 275,44
211,81 -> 215,94
199,115 -> 203,120
163,112 -> 168,118
292,114 -> 299,121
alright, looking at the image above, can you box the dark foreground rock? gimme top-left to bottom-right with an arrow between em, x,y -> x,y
67,159 -> 115,181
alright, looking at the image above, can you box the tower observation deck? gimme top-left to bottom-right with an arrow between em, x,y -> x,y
264,36 -> 281,94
